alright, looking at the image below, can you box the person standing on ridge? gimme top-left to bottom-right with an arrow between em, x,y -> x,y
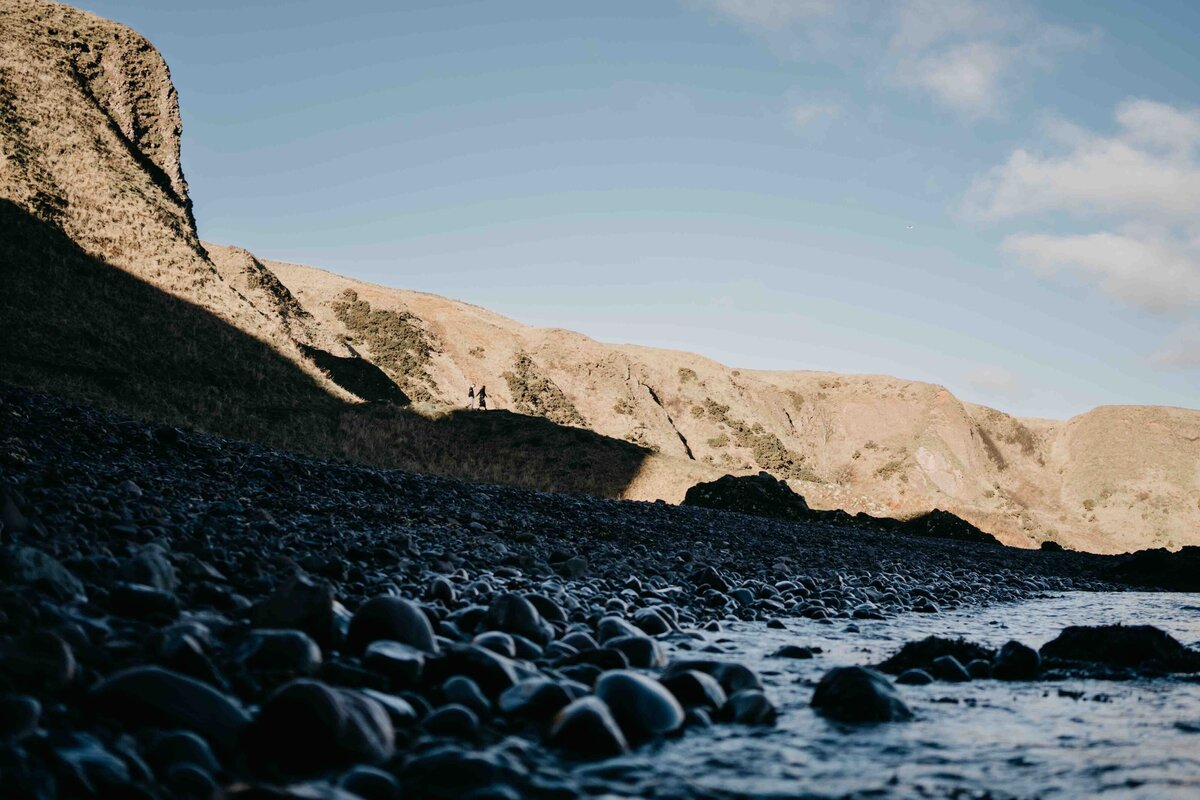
477,385 -> 487,411
467,383 -> 475,409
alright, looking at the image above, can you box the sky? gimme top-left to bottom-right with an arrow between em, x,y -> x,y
77,0 -> 1200,418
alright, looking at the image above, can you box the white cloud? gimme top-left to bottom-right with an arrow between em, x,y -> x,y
1003,231 -> 1200,316
971,99 -> 1200,370
967,102 -> 1200,220
691,0 -> 1092,118
787,101 -> 839,129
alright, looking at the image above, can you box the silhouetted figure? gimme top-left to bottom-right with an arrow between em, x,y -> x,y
467,383 -> 475,408
477,385 -> 487,410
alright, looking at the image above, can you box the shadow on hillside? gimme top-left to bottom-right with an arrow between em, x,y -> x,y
0,200 -> 649,498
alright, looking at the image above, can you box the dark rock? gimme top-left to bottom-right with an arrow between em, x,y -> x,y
771,645 -> 815,659
966,658 -> 992,679
992,640 -> 1040,680
427,644 -> 519,698
338,765 -> 401,800
146,729 -> 222,775
347,596 -> 438,655
50,731 -> 132,795
498,678 -> 573,719
661,669 -> 726,711
89,666 -> 249,752
443,676 -> 491,718
720,689 -> 777,725
1109,546 -> 1200,592
251,574 -> 339,648
663,660 -> 763,694
237,629 -> 323,677
930,655 -> 971,682
553,556 -> 588,578
606,635 -> 665,668
122,545 -> 178,592
811,666 -> 913,723
423,703 -> 480,738
597,615 -> 645,643
486,593 -> 551,645
362,640 -> 425,687
2,630 -> 76,689
245,679 -> 394,777
549,697 -> 628,757
164,763 -> 221,799
0,694 -> 40,740
877,636 -> 994,675
110,581 -> 180,620
473,631 -> 517,658
1040,625 -> 1200,671
895,668 -> 934,685
594,670 -> 684,741
1,545 -> 86,600
631,607 -> 671,635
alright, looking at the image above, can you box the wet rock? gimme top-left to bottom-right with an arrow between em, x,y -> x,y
0,694 -> 40,740
992,640 -> 1040,680
362,640 -> 425,688
553,556 -> 588,578
811,666 -> 914,723
771,645 -> 815,659
163,763 -> 221,799
1040,625 -> 1200,671
549,697 -> 629,757
631,607 -> 671,635
360,689 -> 419,727
930,655 -> 971,682
661,669 -> 726,711
966,658 -> 992,679
89,666 -> 249,753
238,629 -> 323,678
245,679 -> 394,777
51,731 -> 132,795
347,596 -> 438,655
121,545 -> 178,592
596,615 -> 644,643
2,630 -> 76,689
251,574 -> 339,648
443,676 -> 491,718
473,631 -> 517,658
895,668 -> 934,685
877,636 -> 994,675
428,644 -> 520,698
720,689 -> 777,725
424,703 -> 480,738
594,670 -> 684,741
146,729 -> 222,775
338,765 -> 401,800
110,581 -> 180,620
498,678 -> 573,719
606,635 -> 665,668
663,660 -> 763,694
1,545 -> 86,600
399,747 -> 524,799
486,593 -> 552,646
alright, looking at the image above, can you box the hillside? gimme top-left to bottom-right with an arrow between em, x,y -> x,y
2,0 -> 1197,554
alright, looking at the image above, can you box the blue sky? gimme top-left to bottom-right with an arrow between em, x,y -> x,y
78,0 -> 1199,418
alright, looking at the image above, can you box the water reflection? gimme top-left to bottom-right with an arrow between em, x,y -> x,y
602,593 -> 1200,799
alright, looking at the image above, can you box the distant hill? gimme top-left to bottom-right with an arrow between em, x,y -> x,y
2,0 -> 1197,553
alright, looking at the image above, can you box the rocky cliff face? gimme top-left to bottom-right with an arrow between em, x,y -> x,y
2,0 -> 1196,555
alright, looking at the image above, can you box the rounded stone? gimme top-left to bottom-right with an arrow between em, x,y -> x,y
594,670 -> 685,741
811,666 -> 914,723
549,696 -> 629,757
347,596 -> 438,655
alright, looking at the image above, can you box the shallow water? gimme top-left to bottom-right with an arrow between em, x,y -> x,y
594,592 -> 1200,800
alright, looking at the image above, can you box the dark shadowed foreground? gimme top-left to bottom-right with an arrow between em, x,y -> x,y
0,385 -> 1196,799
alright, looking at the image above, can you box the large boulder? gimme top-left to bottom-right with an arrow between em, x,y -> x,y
243,679 -> 394,777
1040,625 -> 1200,672
811,666 -> 913,723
